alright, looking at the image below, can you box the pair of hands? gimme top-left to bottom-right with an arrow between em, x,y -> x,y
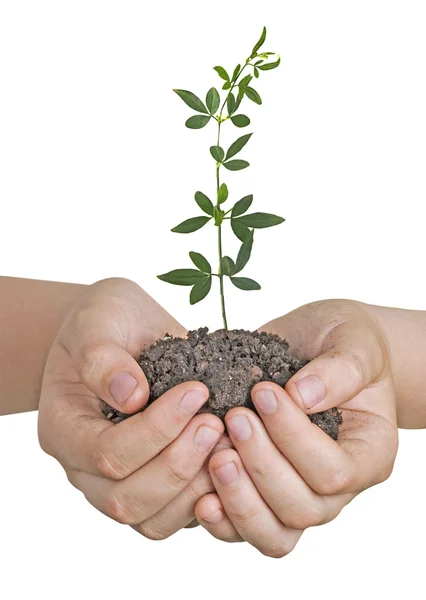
38,278 -> 398,557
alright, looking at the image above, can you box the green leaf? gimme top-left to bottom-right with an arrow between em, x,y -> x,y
234,93 -> 242,113
239,74 -> 253,88
258,56 -> 281,71
231,194 -> 253,217
251,26 -> 267,56
185,115 -> 211,129
222,81 -> 231,90
225,133 -> 253,161
206,87 -> 220,114
231,276 -> 261,291
218,182 -> 228,204
254,60 -> 264,66
231,218 -> 250,242
232,64 -> 241,81
190,276 -> 212,305
210,145 -> 225,162
194,191 -> 214,216
244,86 -> 262,105
254,67 -> 259,78
214,206 -> 225,226
223,159 -> 250,171
235,229 -> 254,273
189,251 -> 211,273
236,212 -> 285,228
173,89 -> 209,114
231,114 -> 250,128
171,216 -> 211,233
227,92 -> 236,116
237,86 -> 244,101
158,269 -> 206,286
213,66 -> 230,81
221,256 -> 236,276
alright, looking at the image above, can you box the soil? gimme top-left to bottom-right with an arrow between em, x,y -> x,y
103,328 -> 342,440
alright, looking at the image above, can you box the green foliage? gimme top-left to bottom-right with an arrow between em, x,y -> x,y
189,251 -> 211,273
194,191 -> 214,215
185,115 -> 211,129
231,114 -> 250,128
159,26 -> 284,327
223,159 -> 250,171
231,195 -> 253,217
210,146 -> 225,162
225,133 -> 253,161
190,277 -> 212,304
206,87 -> 220,114
171,216 -> 211,233
158,269 -> 207,285
236,212 -> 285,228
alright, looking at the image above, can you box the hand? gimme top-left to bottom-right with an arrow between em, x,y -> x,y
38,277 -> 224,540
194,299 -> 398,557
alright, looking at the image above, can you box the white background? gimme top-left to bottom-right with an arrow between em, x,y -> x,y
1,1 -> 426,598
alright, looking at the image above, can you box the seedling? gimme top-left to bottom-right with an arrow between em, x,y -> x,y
158,27 -> 284,329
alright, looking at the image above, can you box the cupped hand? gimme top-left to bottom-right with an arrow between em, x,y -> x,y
38,278 -> 224,540
194,300 -> 398,557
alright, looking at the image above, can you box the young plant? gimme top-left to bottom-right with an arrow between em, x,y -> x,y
158,26 -> 284,329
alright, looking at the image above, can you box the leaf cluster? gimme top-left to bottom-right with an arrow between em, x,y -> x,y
159,27 -> 284,306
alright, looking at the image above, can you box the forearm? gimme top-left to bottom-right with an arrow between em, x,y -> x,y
0,277 -> 86,415
359,301 -> 426,428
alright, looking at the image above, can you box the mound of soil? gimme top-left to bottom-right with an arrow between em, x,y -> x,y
103,328 -> 342,440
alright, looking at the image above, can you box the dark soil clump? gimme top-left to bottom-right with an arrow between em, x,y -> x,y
103,328 -> 342,440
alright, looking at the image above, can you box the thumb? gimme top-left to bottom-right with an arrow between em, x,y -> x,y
285,319 -> 386,413
74,343 -> 150,414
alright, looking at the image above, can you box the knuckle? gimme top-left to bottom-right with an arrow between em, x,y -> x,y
348,350 -> 369,388
262,538 -> 295,559
249,454 -> 275,478
104,492 -> 137,525
285,506 -> 324,530
146,421 -> 174,454
93,446 -> 128,480
231,505 -> 259,525
164,451 -> 194,489
317,467 -> 353,495
78,343 -> 104,384
137,518 -> 170,541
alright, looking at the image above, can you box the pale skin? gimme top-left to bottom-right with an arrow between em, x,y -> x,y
2,276 -> 426,556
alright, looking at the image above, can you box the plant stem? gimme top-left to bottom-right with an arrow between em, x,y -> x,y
214,57 -> 255,330
216,120 -> 228,329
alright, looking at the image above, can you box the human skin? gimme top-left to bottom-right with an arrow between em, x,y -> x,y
194,299 -> 425,556
3,277 -> 426,553
0,276 -> 87,415
38,277 -> 226,540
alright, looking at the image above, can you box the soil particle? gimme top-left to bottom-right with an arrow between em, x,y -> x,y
103,328 -> 342,440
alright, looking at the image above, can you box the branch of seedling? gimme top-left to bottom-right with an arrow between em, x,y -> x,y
158,26 -> 284,330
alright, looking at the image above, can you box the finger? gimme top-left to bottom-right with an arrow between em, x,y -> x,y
209,449 -> 303,558
46,381 -> 210,478
133,464 -> 215,540
225,407 -> 347,529
195,493 -> 243,543
68,413 -> 224,525
285,319 -> 386,414
252,382 -> 396,495
59,278 -> 186,414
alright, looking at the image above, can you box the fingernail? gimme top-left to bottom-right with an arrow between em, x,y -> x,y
203,509 -> 223,524
253,389 -> 278,415
214,462 -> 239,487
227,415 -> 252,441
194,426 -> 221,452
109,373 -> 137,406
179,390 -> 207,416
295,375 -> 326,409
